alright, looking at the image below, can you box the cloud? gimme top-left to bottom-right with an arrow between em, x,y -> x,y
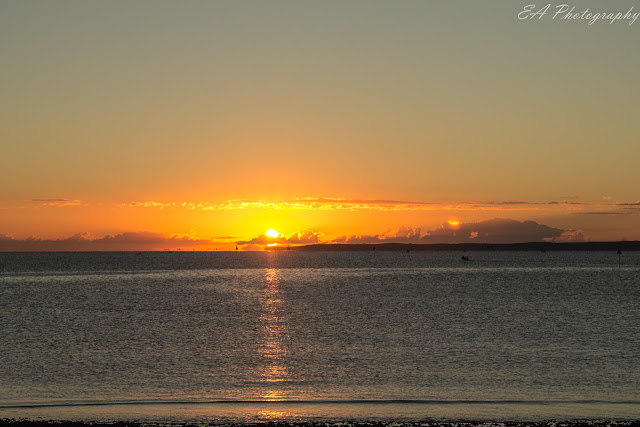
550,229 -> 586,242
391,226 -> 422,242
330,219 -> 569,245
235,234 -> 285,245
420,218 -> 565,244
332,226 -> 424,244
284,230 -> 323,244
127,201 -> 175,208
119,197 -> 640,216
0,232 -> 216,252
331,234 -> 384,244
217,198 -> 597,212
131,198 -> 594,212
236,230 -> 323,246
17,196 -> 630,216
28,198 -> 82,207
235,219 -> 579,247
546,201 -> 586,205
0,219 -> 592,251
572,212 -> 626,215
489,201 -> 533,205
216,198 -> 441,211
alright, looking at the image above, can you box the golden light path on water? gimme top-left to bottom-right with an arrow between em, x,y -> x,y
258,268 -> 289,402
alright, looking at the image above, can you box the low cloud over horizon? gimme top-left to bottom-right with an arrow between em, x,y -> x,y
1,219 -> 589,251
236,230 -> 324,246
234,218 -> 586,248
329,219 -> 585,245
0,232 -> 215,252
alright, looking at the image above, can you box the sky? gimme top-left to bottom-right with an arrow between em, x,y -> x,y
1,0 -> 639,250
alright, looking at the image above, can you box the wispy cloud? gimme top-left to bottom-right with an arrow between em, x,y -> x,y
28,198 -> 82,207
16,196 -> 637,215
217,198 -> 441,211
572,212 -> 626,215
126,201 -> 176,208
121,197 -> 613,212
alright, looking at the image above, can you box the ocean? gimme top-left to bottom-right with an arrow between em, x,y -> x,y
1,251 -> 639,424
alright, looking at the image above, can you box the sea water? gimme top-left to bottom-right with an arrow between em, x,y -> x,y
0,251 -> 639,423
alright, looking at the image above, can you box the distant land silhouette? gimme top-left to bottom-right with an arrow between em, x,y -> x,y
272,241 -> 640,251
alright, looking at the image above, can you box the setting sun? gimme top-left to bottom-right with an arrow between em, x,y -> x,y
266,229 -> 280,238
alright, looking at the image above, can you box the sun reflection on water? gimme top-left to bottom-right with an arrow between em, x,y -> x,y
261,389 -> 287,401
257,268 -> 289,397
256,408 -> 291,420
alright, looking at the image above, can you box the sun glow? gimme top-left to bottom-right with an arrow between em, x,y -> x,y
266,229 -> 280,238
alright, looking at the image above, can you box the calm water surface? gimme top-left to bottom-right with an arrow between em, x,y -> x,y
1,251 -> 639,422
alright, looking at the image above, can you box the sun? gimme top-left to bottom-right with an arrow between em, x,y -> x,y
266,229 -> 280,238
448,219 -> 460,227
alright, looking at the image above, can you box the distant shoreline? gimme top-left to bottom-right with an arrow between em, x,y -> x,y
275,241 -> 640,252
1,241 -> 640,252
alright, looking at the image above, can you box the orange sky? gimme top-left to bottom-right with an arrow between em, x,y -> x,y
1,197 -> 639,250
1,1 -> 639,250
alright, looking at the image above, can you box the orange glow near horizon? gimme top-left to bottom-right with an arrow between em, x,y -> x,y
2,197 -> 640,249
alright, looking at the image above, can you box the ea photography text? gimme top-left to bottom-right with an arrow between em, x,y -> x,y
518,4 -> 640,25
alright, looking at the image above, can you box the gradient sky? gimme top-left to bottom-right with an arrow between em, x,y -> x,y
1,1 -> 639,249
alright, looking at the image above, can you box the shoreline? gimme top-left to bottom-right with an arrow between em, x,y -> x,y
279,242 -> 640,252
3,401 -> 640,427
2,420 -> 640,427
